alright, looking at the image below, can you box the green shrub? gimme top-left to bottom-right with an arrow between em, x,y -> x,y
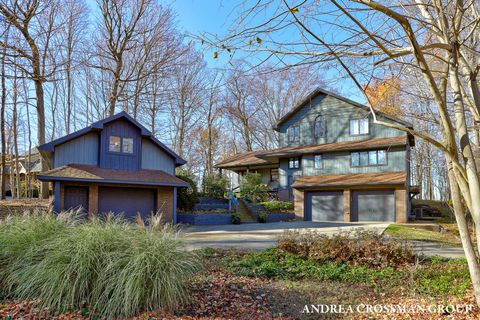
202,175 -> 227,198
259,201 -> 294,213
277,230 -> 415,269
239,173 -> 268,203
176,170 -> 199,211
232,213 -> 241,224
0,212 -> 200,318
258,211 -> 268,223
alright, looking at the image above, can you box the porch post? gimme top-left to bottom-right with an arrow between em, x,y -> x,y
343,189 -> 351,222
88,184 -> 99,217
173,187 -> 177,224
54,181 -> 61,213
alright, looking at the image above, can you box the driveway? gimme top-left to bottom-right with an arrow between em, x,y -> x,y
180,221 -> 390,250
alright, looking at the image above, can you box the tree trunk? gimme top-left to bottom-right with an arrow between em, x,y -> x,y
0,42 -> 6,199
12,73 -> 20,198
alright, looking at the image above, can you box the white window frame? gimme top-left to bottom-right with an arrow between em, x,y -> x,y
288,125 -> 300,142
288,157 -> 300,169
350,118 -> 369,135
314,154 -> 323,169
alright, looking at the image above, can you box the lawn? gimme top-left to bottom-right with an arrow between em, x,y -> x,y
385,224 -> 462,247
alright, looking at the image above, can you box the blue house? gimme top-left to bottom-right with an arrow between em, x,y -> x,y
216,88 -> 416,223
37,112 -> 188,222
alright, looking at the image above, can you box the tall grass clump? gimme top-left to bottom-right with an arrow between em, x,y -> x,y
0,211 -> 201,318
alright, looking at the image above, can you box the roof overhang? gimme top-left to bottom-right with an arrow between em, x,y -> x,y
37,175 -> 189,187
292,172 -> 407,189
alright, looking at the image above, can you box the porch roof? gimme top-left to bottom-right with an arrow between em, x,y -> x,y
215,150 -> 275,169
37,164 -> 190,187
292,171 -> 407,189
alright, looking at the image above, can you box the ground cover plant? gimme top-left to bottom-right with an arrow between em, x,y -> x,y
259,201 -> 294,213
0,211 -> 200,318
385,224 -> 462,247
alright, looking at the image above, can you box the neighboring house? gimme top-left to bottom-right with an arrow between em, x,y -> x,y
216,88 -> 415,223
37,112 -> 189,222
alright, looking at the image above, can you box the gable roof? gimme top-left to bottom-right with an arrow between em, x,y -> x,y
37,164 -> 190,187
215,150 -> 275,169
38,111 -> 186,166
274,87 -> 413,131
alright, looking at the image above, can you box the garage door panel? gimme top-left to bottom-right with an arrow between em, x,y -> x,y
307,191 -> 344,222
64,187 -> 88,213
352,190 -> 395,222
99,187 -> 155,220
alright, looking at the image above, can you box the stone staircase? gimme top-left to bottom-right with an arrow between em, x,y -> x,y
236,200 -> 257,223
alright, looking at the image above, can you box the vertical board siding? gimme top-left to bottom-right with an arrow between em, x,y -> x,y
141,139 -> 175,174
54,132 -> 99,168
99,119 -> 141,170
278,94 -> 406,147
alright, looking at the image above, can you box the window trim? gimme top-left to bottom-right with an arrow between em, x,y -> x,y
108,135 -> 135,155
313,115 -> 326,138
349,117 -> 370,136
314,154 -> 323,169
288,125 -> 300,143
288,157 -> 301,169
108,135 -> 121,153
350,149 -> 387,167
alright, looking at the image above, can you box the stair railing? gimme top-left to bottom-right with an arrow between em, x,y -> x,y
228,190 -> 239,213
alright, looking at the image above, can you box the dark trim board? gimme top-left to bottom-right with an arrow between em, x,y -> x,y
37,176 -> 188,187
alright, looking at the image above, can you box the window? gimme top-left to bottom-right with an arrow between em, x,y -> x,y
350,118 -> 369,135
270,168 -> 279,182
109,136 -> 121,152
314,154 -> 323,169
288,125 -> 300,143
289,157 -> 300,169
122,138 -> 134,153
351,150 -> 387,166
314,115 -> 326,138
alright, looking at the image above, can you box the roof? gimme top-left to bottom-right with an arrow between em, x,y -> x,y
38,111 -> 186,166
37,164 -> 190,187
292,171 -> 407,189
274,87 -> 413,131
215,150 -> 275,169
215,136 -> 407,168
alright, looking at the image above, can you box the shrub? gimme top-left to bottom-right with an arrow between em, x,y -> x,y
177,171 -> 199,211
0,212 -> 200,318
259,201 -> 294,213
202,175 -> 227,198
258,211 -> 268,223
232,213 -> 241,224
277,230 -> 415,269
239,173 -> 268,203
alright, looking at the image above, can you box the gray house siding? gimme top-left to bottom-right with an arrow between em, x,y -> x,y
99,119 -> 142,170
141,139 -> 175,174
53,132 -> 99,168
278,94 -> 406,147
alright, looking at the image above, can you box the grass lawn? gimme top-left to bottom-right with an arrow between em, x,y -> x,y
385,224 -> 462,247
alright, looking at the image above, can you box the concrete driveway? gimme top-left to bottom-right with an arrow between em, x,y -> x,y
180,221 -> 390,250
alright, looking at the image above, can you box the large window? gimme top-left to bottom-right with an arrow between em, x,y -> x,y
351,150 -> 386,166
109,136 -> 121,152
289,157 -> 300,169
314,154 -> 323,169
350,118 -> 369,135
288,125 -> 300,142
314,115 -> 326,138
109,136 -> 134,154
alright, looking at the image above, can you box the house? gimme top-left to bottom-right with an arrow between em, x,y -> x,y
216,88 -> 415,223
37,112 -> 189,222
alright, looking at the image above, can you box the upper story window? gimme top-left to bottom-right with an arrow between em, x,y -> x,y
314,154 -> 323,169
109,136 -> 121,152
350,117 -> 369,135
288,125 -> 300,143
289,157 -> 300,169
109,135 -> 134,154
351,150 -> 386,167
314,115 -> 326,138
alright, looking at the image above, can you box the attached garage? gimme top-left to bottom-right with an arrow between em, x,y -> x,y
306,191 -> 344,222
99,187 -> 156,220
351,189 -> 395,222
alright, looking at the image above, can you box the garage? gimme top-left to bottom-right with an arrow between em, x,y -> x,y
306,191 -> 344,222
351,189 -> 395,222
64,186 -> 89,212
99,187 -> 156,220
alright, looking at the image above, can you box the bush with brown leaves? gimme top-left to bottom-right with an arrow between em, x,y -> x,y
277,230 -> 415,269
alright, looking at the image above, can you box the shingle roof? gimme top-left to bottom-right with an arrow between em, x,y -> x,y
215,136 -> 407,168
215,150 -> 275,169
292,171 -> 407,189
37,164 -> 190,187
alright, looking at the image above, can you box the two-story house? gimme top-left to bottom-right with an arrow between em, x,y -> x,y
216,88 -> 414,223
37,112 -> 188,222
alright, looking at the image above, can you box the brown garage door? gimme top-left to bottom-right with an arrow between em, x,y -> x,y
99,187 -> 156,220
